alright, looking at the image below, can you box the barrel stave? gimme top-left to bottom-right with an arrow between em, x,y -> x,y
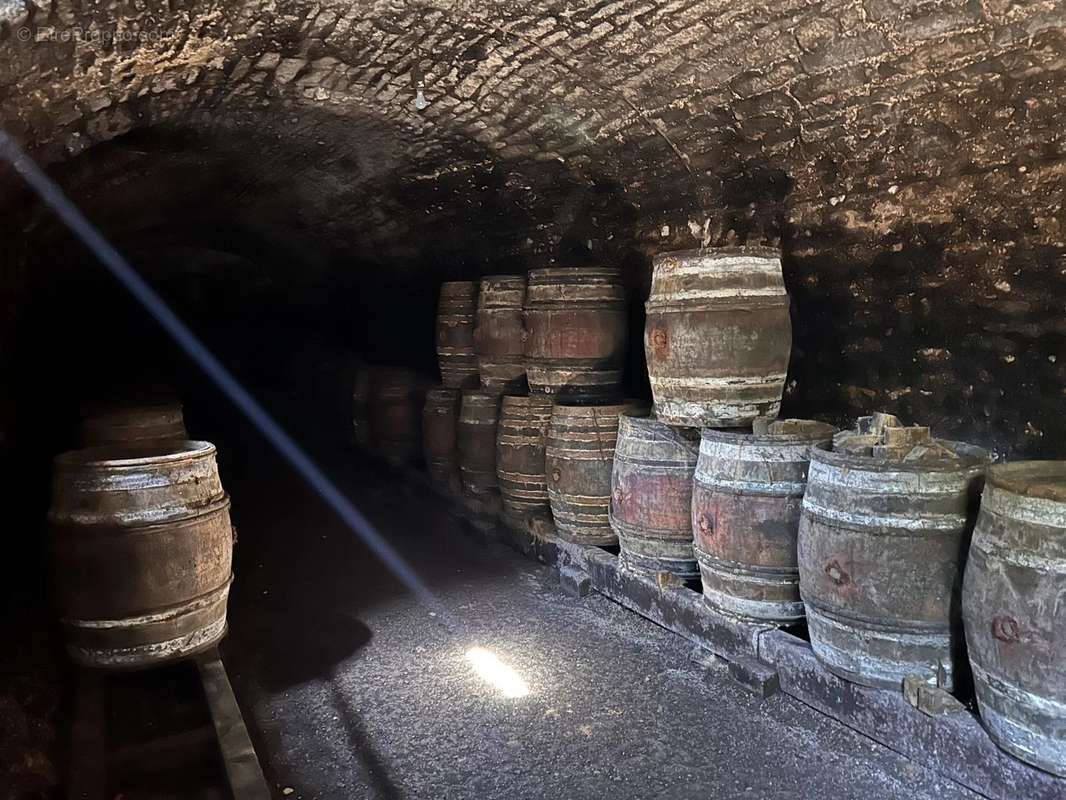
547,403 -> 637,545
369,368 -> 426,466
524,267 -> 627,401
81,403 -> 187,447
645,248 -> 791,427
963,462 -> 1066,776
475,276 -> 527,395
436,281 -> 480,388
423,388 -> 462,493
496,395 -> 553,530
693,423 -> 836,623
49,441 -> 233,669
610,414 -> 699,578
798,442 -> 989,690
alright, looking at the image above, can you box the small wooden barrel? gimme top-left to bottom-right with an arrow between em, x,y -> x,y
436,281 -> 480,388
496,395 -> 553,530
798,441 -> 989,690
963,462 -> 1066,776
81,403 -> 187,447
692,420 -> 837,623
423,388 -> 462,493
49,441 -> 233,668
546,402 -> 640,545
645,247 -> 792,427
610,413 -> 700,578
474,276 -> 527,395
524,267 -> 627,401
369,368 -> 425,466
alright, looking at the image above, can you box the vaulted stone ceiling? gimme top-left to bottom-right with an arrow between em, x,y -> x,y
1,0 -> 1064,454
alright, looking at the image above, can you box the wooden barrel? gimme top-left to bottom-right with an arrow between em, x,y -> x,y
797,442 -> 989,690
610,413 -> 700,578
352,369 -> 372,449
474,276 -> 527,395
458,392 -> 502,528
496,395 -> 553,530
692,420 -> 837,623
436,281 -> 480,388
645,247 -> 792,427
546,402 -> 641,545
49,441 -> 233,668
423,388 -> 462,493
369,368 -> 425,466
523,267 -> 627,401
81,403 -> 187,447
963,461 -> 1066,776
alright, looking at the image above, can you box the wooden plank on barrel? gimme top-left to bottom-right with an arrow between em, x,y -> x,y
760,630 -> 1066,800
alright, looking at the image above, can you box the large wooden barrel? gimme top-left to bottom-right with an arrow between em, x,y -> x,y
423,388 -> 462,493
496,395 -> 553,530
609,413 -> 700,578
49,441 -> 233,668
692,420 -> 837,623
458,392 -> 502,529
369,368 -> 425,466
81,402 -> 187,447
436,281 -> 480,388
645,247 -> 792,427
797,442 -> 989,689
474,276 -> 527,395
523,267 -> 627,401
963,461 -> 1066,776
546,402 -> 640,545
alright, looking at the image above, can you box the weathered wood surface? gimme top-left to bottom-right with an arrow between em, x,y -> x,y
963,461 -> 1066,777
798,441 -> 990,690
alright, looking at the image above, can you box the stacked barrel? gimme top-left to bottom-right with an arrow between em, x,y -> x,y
415,249 -> 1065,778
423,267 -> 636,544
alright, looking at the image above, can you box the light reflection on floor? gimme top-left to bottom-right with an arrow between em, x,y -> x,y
465,646 -> 531,699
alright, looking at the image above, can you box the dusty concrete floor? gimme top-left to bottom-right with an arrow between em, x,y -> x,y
219,439 -> 981,800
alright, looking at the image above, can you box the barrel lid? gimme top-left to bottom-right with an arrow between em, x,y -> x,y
987,461 -> 1066,502
813,439 -> 991,472
652,245 -> 781,264
55,440 -> 213,469
479,274 -> 525,286
703,419 -> 837,445
528,266 -> 621,280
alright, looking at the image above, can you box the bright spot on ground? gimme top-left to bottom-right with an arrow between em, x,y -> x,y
465,647 -> 530,698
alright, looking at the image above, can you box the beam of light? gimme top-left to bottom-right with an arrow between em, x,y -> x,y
0,129 -> 454,629
465,647 -> 530,698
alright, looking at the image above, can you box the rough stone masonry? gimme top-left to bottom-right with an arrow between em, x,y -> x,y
0,0 -> 1063,456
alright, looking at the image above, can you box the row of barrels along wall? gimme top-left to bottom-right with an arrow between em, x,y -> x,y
49,401 -> 235,670
409,248 -> 1065,779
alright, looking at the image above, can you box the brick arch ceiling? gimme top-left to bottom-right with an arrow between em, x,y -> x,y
1,0 -> 1065,457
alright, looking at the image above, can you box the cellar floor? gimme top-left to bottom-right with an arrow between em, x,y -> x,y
218,428 -> 982,800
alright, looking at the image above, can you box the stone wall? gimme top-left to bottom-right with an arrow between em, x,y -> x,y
0,0 -> 1063,456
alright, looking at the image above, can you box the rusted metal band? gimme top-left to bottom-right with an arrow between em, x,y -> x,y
693,545 -> 799,581
67,617 -> 228,668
